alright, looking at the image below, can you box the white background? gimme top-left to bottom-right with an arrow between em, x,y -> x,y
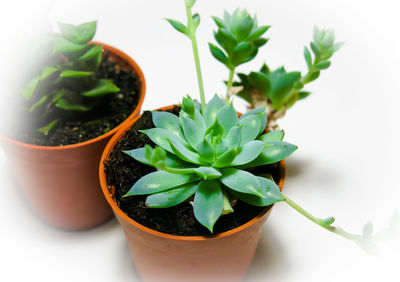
0,0 -> 399,281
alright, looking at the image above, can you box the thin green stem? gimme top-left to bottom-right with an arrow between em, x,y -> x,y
225,68 -> 235,103
185,3 -> 206,113
282,193 -> 364,243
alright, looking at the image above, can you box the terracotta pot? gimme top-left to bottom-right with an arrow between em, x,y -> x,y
99,105 -> 285,282
0,42 -> 146,230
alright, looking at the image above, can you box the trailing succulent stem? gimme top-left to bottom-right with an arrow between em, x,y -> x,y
21,21 -> 120,135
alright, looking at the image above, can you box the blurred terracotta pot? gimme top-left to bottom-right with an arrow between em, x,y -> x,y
0,43 -> 146,230
99,105 -> 285,282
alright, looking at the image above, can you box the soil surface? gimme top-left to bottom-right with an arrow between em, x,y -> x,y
10,50 -> 141,146
105,107 -> 283,236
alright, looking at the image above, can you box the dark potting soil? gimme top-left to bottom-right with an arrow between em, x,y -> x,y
104,107 -> 283,236
12,50 -> 141,146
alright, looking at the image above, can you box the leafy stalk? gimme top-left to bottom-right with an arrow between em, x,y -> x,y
185,1 -> 206,113
226,68 -> 235,103
282,193 -> 394,254
235,27 -> 343,125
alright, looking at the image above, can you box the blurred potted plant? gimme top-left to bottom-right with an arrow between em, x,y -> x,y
0,21 -> 146,230
99,1 -> 380,281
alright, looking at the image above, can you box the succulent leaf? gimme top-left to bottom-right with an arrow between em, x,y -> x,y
194,180 -> 223,233
230,176 -> 284,206
125,171 -> 200,196
146,182 -> 200,208
152,111 -> 184,138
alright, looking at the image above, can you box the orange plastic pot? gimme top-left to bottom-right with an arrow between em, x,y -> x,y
99,105 -> 285,282
0,43 -> 146,230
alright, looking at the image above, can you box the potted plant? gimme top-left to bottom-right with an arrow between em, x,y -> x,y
99,1 -> 382,281
0,21 -> 146,230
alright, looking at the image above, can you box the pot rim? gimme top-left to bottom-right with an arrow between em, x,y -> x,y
0,41 -> 146,151
99,104 -> 286,242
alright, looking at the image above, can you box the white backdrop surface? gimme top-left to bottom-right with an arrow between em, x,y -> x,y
0,0 -> 399,281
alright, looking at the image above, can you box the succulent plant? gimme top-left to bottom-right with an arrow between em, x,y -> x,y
234,27 -> 343,124
208,8 -> 270,100
121,0 -> 394,252
21,21 -> 120,135
124,95 -> 296,232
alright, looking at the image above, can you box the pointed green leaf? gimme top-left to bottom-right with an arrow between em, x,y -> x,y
216,104 -> 238,136
315,60 -> 331,70
141,128 -> 188,153
212,16 -> 226,28
246,25 -> 270,41
205,119 -> 224,139
215,138 -> 228,156
258,130 -> 284,142
204,95 -> 226,127
53,36 -> 87,54
81,79 -> 119,97
319,217 -> 336,227
304,71 -> 320,84
194,180 -> 223,233
146,181 -> 200,208
55,98 -> 91,111
181,115 -> 202,149
222,190 -> 234,215
310,42 -> 321,57
298,91 -> 311,100
197,138 -> 215,163
270,72 -> 301,109
220,168 -> 264,198
240,141 -> 297,168
166,18 -> 188,36
194,167 -> 222,180
27,96 -> 47,112
124,148 -> 152,166
125,171 -> 199,196
304,46 -> 312,68
36,119 -> 60,136
231,176 -> 284,206
240,107 -> 267,136
168,138 -> 202,164
60,70 -> 93,78
152,111 -> 183,138
231,140 -> 265,166
193,13 -> 200,30
209,43 -> 229,66
79,44 -> 103,60
225,126 -> 241,150
230,10 -> 254,41
21,76 -> 40,101
232,42 -> 254,66
248,72 -> 270,94
58,21 -> 97,44
239,114 -> 261,145
213,148 -> 237,168
182,96 -> 196,116
40,66 -> 58,80
124,148 -> 190,168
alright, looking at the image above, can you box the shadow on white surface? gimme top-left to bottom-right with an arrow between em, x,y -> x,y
246,225 -> 289,282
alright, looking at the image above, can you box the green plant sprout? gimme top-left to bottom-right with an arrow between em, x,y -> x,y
123,0 -> 393,252
21,21 -> 120,135
208,10 -> 342,127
